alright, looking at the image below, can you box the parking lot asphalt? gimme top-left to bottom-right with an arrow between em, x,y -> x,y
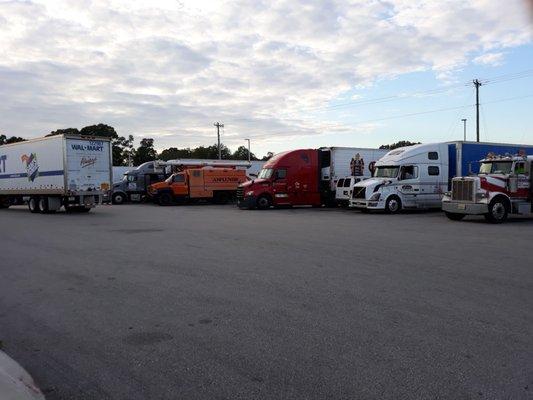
0,204 -> 532,400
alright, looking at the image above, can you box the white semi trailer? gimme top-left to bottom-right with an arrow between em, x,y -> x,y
0,135 -> 112,213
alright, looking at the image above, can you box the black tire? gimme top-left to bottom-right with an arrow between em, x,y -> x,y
38,197 -> 50,214
0,197 -> 11,209
484,197 -> 509,223
158,192 -> 174,206
112,192 -> 127,205
214,191 -> 230,205
445,212 -> 465,221
28,197 -> 41,213
385,196 -> 402,214
256,195 -> 272,210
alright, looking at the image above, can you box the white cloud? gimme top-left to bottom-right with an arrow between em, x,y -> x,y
0,0 -> 530,153
473,52 -> 505,66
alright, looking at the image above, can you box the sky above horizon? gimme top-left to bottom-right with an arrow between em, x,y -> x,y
0,0 -> 532,157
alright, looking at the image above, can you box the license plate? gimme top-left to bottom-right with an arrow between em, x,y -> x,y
457,203 -> 466,210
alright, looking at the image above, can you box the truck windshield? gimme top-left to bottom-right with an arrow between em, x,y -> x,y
479,161 -> 512,175
257,168 -> 273,179
374,166 -> 399,178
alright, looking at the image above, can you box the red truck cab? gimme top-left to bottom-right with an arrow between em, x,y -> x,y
237,149 -> 323,209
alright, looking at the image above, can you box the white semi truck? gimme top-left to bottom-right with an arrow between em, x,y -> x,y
0,135 -> 112,213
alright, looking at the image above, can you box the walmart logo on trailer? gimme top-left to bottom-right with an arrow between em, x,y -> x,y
71,141 -> 104,152
21,153 -> 39,181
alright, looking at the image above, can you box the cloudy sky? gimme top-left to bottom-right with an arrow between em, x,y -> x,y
0,0 -> 532,157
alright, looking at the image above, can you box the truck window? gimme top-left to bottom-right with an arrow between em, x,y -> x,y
193,170 -> 201,177
400,166 -> 418,180
343,178 -> 351,187
428,166 -> 440,176
275,169 -> 287,180
514,162 -> 525,175
428,152 -> 439,160
337,178 -> 345,188
173,174 -> 185,183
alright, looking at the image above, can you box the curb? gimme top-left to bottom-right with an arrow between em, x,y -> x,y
0,349 -> 45,400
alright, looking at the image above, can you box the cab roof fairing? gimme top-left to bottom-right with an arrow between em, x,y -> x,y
376,143 -> 446,166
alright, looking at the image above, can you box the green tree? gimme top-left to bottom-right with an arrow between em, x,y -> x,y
133,138 -> 157,165
379,141 -> 420,150
261,151 -> 274,161
0,135 -> 26,145
158,147 -> 193,161
231,145 -> 258,160
191,144 -> 231,159
46,128 -> 80,137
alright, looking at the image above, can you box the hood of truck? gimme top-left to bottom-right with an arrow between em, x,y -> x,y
240,178 -> 270,189
150,181 -> 170,191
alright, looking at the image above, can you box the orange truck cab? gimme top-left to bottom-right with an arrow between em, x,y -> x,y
148,166 -> 247,205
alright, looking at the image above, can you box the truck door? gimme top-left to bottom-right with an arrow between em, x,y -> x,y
170,173 -> 188,197
272,168 -> 290,205
398,165 -> 420,207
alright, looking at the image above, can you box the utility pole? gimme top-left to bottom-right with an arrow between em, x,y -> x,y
473,79 -> 482,142
461,118 -> 467,141
245,139 -> 251,163
214,122 -> 224,160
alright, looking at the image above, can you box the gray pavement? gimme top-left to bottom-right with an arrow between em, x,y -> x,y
0,204 -> 532,399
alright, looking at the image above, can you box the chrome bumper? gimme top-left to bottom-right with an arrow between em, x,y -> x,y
442,201 -> 488,215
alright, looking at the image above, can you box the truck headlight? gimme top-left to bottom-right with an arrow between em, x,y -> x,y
369,192 -> 381,201
246,191 -> 254,196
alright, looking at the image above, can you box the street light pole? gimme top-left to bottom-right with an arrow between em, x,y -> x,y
245,139 -> 251,163
461,118 -> 467,141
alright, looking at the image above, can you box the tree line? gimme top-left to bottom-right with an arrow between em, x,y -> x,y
1,124 -> 419,166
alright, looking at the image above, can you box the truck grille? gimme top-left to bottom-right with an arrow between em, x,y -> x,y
452,179 -> 475,202
352,187 -> 366,199
236,186 -> 244,201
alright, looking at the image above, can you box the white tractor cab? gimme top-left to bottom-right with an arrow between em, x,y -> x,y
350,143 -> 449,213
335,176 -> 368,207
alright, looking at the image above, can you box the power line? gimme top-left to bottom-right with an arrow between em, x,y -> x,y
338,93 -> 533,126
301,68 -> 533,114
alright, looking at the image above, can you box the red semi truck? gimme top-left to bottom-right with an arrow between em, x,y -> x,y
237,147 -> 387,209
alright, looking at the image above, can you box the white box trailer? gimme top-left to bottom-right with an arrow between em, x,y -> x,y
0,135 -> 112,213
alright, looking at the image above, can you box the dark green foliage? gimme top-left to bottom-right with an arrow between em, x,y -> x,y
133,138 -> 157,165
0,135 -> 26,145
379,141 -> 420,150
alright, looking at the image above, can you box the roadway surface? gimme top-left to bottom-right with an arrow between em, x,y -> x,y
0,204 -> 532,399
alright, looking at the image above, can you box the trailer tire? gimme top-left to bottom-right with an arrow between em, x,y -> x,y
158,192 -> 175,206
28,197 -> 41,213
38,197 -> 51,214
256,194 -> 272,210
112,192 -> 127,205
385,196 -> 402,214
445,212 -> 465,221
214,191 -> 230,205
484,197 -> 509,224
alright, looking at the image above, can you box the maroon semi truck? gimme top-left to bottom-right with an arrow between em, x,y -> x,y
236,147 -> 387,209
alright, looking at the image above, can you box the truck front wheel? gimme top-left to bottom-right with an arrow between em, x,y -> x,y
28,197 -> 41,213
445,212 -> 465,221
385,196 -> 402,214
256,195 -> 272,210
112,192 -> 127,205
158,192 -> 175,206
485,197 -> 509,223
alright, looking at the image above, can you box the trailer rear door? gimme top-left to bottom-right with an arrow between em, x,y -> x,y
65,138 -> 111,193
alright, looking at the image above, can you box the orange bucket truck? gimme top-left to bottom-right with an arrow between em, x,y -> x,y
148,161 -> 248,205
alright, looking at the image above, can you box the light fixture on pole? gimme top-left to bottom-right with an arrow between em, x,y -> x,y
245,139 -> 251,163
461,118 -> 467,141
